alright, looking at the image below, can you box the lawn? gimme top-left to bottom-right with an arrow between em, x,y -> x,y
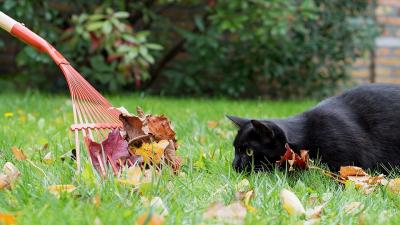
0,92 -> 399,225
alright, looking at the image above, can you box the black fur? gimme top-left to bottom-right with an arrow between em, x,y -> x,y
229,84 -> 400,173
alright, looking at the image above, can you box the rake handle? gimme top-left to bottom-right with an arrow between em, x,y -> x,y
0,11 -> 68,65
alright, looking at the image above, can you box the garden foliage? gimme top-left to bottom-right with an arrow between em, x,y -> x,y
1,0 -> 378,98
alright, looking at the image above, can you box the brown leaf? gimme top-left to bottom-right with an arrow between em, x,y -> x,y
339,166 -> 368,178
203,202 -> 247,224
163,140 -> 182,172
120,115 -> 147,143
0,213 -> 16,225
11,147 -> 27,160
136,211 -> 164,225
114,106 -> 148,144
145,115 -> 176,141
116,107 -> 148,143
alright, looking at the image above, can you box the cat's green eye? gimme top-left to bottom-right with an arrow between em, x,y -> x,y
246,148 -> 253,157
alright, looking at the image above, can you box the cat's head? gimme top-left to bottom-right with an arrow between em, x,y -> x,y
227,115 -> 287,172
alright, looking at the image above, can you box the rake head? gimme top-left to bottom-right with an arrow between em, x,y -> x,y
0,12 -> 123,172
60,64 -> 122,171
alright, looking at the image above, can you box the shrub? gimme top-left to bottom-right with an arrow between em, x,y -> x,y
1,0 -> 378,98
160,0 -> 379,98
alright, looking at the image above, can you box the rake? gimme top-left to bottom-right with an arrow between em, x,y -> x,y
0,12 -> 123,172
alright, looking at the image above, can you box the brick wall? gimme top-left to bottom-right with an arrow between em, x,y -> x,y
352,0 -> 400,84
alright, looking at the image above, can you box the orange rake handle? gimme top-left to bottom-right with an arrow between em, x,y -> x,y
0,11 -> 68,65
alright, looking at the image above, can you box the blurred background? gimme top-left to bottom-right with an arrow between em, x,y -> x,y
0,0 -> 393,99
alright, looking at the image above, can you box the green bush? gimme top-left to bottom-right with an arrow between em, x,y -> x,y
161,0 -> 379,98
1,0 -> 378,98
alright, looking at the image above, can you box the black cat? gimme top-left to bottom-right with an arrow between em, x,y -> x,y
228,84 -> 400,173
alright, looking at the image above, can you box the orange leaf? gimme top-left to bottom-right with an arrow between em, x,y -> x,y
339,166 -> 368,178
145,115 -> 176,141
132,141 -> 168,164
11,147 -> 27,160
0,213 -> 16,225
136,211 -> 164,225
207,121 -> 219,128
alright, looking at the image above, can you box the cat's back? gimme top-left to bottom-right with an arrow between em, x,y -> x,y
312,84 -> 400,116
300,84 -> 400,169
305,83 -> 400,146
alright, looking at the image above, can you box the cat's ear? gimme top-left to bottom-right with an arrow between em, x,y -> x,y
250,120 -> 274,139
226,115 -> 248,128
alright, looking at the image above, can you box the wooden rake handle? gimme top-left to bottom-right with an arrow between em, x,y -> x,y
0,11 -> 68,65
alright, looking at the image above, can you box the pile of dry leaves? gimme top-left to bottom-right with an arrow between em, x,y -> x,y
85,106 -> 181,176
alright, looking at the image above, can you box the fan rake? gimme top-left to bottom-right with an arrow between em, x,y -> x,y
0,12 -> 123,172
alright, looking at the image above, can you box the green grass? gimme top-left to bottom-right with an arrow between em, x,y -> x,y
1,92 -> 400,224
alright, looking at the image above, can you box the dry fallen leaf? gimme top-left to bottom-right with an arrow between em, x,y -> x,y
0,174 -> 10,190
387,178 -> 400,193
163,140 -> 182,172
92,194 -> 101,208
344,201 -> 363,214
0,162 -> 20,190
336,165 -> 387,194
276,144 -> 309,171
234,179 -> 255,212
118,166 -> 152,186
48,184 -> 77,197
280,189 -> 305,216
0,213 -> 16,225
305,204 -> 325,219
207,121 -> 219,128
339,166 -> 368,178
118,111 -> 147,144
136,211 -> 164,225
203,202 -> 247,224
11,147 -> 27,160
86,129 -> 130,175
145,115 -> 176,141
132,141 -> 168,165
43,152 -> 54,164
